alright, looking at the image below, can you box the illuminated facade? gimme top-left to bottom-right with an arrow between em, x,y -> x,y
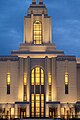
0,0 -> 80,119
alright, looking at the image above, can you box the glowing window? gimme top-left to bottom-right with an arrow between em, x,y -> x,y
48,73 -> 52,101
48,73 -> 52,85
7,73 -> 10,85
31,67 -> 44,85
65,72 -> 69,94
32,94 -> 34,101
24,73 -> 27,85
33,21 -> 42,44
31,67 -> 45,117
7,73 -> 10,94
65,72 -> 68,85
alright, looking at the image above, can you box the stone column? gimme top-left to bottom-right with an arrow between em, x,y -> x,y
15,104 -> 18,118
46,104 -> 49,117
27,105 -> 30,117
57,104 -> 61,118
27,56 -> 30,117
45,56 -> 49,117
31,13 -> 33,43
18,58 -> 24,101
42,12 -> 44,43
24,17 -> 26,43
49,17 -> 52,43
52,58 -> 57,101
23,58 -> 27,101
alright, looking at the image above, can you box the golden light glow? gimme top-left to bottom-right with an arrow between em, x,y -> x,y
24,73 -> 27,85
41,94 -> 44,101
11,108 -> 14,116
48,73 -> 52,101
32,108 -> 34,112
33,21 -> 42,44
31,67 -> 45,117
31,69 -> 34,85
32,94 -> 34,100
24,96 -> 27,101
61,108 -> 64,115
36,94 -> 40,100
48,73 -> 52,85
31,67 -> 44,85
7,73 -> 10,85
36,103 -> 40,107
65,72 -> 68,85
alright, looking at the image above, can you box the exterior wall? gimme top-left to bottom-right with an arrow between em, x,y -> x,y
56,60 -> 77,103
0,56 -> 78,118
77,65 -> 80,101
0,60 -> 19,103
24,16 -> 52,44
24,17 -> 31,43
44,17 -> 52,44
0,0 -> 79,118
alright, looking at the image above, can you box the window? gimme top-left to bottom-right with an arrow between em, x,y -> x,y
65,72 -> 69,94
24,73 -> 27,101
7,73 -> 10,94
48,73 -> 52,101
33,21 -> 42,44
31,67 -> 45,117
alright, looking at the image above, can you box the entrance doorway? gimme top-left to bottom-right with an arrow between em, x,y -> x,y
49,107 -> 57,118
30,67 -> 45,117
20,108 -> 26,118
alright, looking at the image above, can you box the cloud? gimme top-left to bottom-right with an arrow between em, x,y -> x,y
53,19 -> 80,57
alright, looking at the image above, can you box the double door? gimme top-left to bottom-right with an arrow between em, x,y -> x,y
20,108 -> 26,118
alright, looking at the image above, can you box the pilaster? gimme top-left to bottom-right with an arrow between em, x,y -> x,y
45,56 -> 49,117
15,104 -> 18,118
50,17 -> 52,43
18,58 -> 24,101
42,13 -> 44,44
27,56 -> 30,117
57,104 -> 61,118
52,58 -> 57,101
31,13 -> 33,43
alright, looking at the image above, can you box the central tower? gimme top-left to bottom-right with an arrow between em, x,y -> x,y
24,0 -> 52,44
12,0 -> 64,57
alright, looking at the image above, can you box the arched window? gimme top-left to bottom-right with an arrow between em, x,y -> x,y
31,67 -> 45,117
33,21 -> 42,44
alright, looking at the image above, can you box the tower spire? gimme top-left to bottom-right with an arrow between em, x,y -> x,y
32,0 -> 36,4
39,0 -> 43,4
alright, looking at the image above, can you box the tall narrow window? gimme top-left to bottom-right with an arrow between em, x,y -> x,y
48,73 -> 52,101
7,73 -> 10,94
33,21 -> 42,44
31,67 -> 45,117
24,73 -> 27,101
65,72 -> 69,94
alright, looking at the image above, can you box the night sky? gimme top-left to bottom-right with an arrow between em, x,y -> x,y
0,0 -> 80,57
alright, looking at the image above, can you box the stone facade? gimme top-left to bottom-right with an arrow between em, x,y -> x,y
0,0 -> 80,119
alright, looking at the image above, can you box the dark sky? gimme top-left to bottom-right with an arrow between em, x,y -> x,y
0,0 -> 80,57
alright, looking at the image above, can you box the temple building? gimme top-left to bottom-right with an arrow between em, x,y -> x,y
0,0 -> 80,119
